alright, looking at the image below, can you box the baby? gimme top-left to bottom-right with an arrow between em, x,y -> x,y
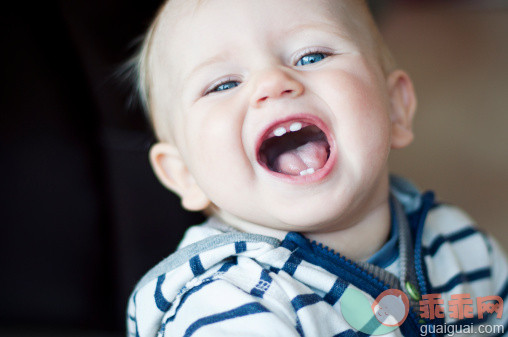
127,0 -> 508,336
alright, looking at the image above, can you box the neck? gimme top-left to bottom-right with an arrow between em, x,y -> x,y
302,199 -> 391,261
211,196 -> 391,262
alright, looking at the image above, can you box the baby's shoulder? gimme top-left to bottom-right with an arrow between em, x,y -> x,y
421,203 -> 498,297
422,203 -> 488,260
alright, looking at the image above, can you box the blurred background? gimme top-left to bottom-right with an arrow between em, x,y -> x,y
383,1 -> 508,249
1,0 -> 506,336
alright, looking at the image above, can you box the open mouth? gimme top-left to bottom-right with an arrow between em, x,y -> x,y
257,118 -> 331,177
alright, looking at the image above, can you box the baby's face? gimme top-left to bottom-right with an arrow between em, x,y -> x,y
150,0 -> 414,233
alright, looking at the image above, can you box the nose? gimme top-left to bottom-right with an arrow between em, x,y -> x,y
249,67 -> 304,108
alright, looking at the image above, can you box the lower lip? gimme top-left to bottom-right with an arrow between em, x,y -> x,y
256,114 -> 337,184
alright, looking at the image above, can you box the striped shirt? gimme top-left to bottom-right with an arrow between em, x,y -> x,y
127,177 -> 508,336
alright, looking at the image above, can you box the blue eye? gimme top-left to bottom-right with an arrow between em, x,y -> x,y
296,53 -> 327,66
211,81 -> 239,93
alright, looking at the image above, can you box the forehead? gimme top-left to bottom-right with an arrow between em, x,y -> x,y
151,0 -> 365,69
157,0 -> 350,34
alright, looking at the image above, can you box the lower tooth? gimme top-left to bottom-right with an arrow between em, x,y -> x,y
299,168 -> 315,176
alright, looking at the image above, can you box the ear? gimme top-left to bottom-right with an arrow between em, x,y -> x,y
387,70 -> 417,149
149,142 -> 211,211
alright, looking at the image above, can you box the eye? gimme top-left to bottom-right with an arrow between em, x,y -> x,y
296,52 -> 327,66
205,79 -> 240,95
214,81 -> 239,92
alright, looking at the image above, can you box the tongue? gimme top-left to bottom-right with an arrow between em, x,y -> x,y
273,140 -> 329,175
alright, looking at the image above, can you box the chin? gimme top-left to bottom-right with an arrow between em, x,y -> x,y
269,205 -> 347,232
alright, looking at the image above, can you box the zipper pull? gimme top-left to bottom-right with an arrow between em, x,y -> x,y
405,281 -> 421,301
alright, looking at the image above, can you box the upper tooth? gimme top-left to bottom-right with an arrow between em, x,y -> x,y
274,127 -> 287,137
289,122 -> 302,132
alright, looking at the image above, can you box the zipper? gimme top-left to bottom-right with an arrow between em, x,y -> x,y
304,237 -> 423,336
413,191 -> 442,337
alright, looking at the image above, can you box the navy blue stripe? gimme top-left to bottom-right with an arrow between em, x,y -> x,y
164,279 -> 216,324
423,227 -> 478,256
260,268 -> 272,282
450,276 -> 508,327
295,317 -> 305,337
128,313 -> 140,337
284,240 -> 386,302
282,253 -> 303,276
183,302 -> 270,337
432,267 -> 491,294
132,293 -> 140,337
499,277 -> 508,300
281,233 -> 302,250
250,269 -> 273,298
323,278 -> 348,305
155,274 -> 172,312
176,281 -> 214,310
218,257 -> 238,273
291,293 -> 322,312
250,287 -> 264,298
235,241 -> 247,254
189,256 -> 206,276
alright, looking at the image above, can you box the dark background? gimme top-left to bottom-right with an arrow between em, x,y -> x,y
2,0 -> 506,336
1,1 -> 204,335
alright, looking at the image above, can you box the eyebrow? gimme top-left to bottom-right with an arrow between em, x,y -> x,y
284,21 -> 351,40
185,21 -> 350,81
185,52 -> 233,83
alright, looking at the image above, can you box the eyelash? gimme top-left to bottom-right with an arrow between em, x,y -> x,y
202,48 -> 334,96
293,47 -> 333,66
204,76 -> 240,96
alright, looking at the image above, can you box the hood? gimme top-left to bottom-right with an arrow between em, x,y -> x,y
127,175 -> 422,336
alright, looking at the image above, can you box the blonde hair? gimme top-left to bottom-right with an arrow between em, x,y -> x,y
351,1 -> 397,75
132,0 -> 396,140
134,9 -> 164,125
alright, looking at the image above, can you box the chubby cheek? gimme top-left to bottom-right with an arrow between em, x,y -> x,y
319,67 -> 392,171
183,100 -> 252,196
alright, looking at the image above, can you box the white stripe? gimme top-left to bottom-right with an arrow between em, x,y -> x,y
422,205 -> 476,246
425,236 -> 490,287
